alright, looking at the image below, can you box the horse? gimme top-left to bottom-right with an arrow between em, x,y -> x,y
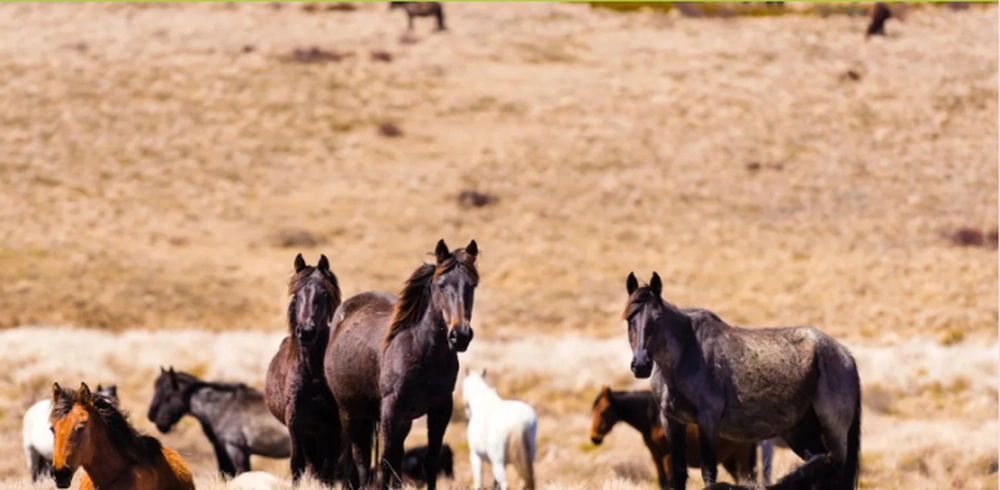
389,2 -> 445,32
462,369 -> 538,490
622,272 -> 861,490
324,238 -> 479,490
589,386 -> 758,489
264,253 -> 343,484
148,367 -> 291,477
23,385 -> 118,482
49,382 -> 194,490
865,2 -> 891,38
704,453 -> 837,490
400,444 -> 455,486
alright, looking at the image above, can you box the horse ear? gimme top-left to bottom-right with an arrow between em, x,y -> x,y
465,240 -> 478,257
168,367 -> 179,389
480,368 -> 487,378
107,385 -> 118,397
318,254 -> 330,272
160,366 -> 166,374
650,272 -> 663,298
97,384 -> 103,392
626,272 -> 639,296
601,385 -> 611,395
78,382 -> 92,405
294,253 -> 307,273
52,382 -> 62,402
435,239 -> 450,264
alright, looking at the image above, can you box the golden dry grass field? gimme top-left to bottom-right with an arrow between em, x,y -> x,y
0,2 -> 996,490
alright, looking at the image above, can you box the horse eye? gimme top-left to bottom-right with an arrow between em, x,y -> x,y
49,427 -> 54,434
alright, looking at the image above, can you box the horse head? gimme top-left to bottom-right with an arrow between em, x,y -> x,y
431,239 -> 479,352
289,253 -> 341,347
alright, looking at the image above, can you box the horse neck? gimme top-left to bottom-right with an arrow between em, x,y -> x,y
80,416 -> 131,487
609,392 -> 654,434
188,383 -> 237,430
653,305 -> 696,371
294,329 -> 330,377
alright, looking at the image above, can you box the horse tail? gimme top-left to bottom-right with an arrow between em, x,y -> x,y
842,383 -> 862,490
507,416 -> 537,490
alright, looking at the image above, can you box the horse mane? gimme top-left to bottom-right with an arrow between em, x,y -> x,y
287,265 -> 342,331
622,285 -> 664,320
382,249 -> 479,349
52,385 -> 162,466
169,370 -> 254,395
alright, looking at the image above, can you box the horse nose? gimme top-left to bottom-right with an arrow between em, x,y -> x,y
52,467 -> 74,489
591,436 -> 603,445
447,325 -> 473,352
631,358 -> 652,378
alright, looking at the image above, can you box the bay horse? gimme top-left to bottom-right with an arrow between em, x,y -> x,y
49,382 -> 194,490
462,369 -> 538,490
705,453 -> 837,490
324,238 -> 479,490
264,253 -> 343,484
589,386 -> 757,489
148,367 -> 291,477
622,272 -> 861,490
23,384 -> 118,482
389,2 -> 445,32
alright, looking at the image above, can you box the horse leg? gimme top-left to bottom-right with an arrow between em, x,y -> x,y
379,400 -> 412,490
348,417 -> 375,489
470,450 -> 484,490
289,427 -> 309,483
695,416 -> 720,486
424,400 -> 452,490
224,444 -> 251,476
211,440 -> 238,478
649,447 -> 668,490
759,439 -> 774,485
665,418 -> 688,490
486,445 -> 507,490
814,384 -> 862,490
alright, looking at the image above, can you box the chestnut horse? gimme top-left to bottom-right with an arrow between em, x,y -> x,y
622,272 -> 861,490
264,253 -> 343,484
324,239 -> 479,490
49,382 -> 194,490
589,386 -> 757,488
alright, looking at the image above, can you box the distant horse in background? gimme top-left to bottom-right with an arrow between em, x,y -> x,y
389,2 -> 445,32
622,272 -> 861,490
148,367 -> 291,477
462,369 -> 538,490
49,382 -> 194,490
264,253 -> 343,484
22,384 -> 118,482
705,453 -> 837,490
325,239 -> 479,490
589,386 -> 757,489
401,444 -> 455,486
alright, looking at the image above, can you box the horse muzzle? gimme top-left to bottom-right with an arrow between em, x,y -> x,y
52,466 -> 74,489
631,357 -> 653,379
448,325 -> 473,352
591,436 -> 604,445
156,421 -> 173,434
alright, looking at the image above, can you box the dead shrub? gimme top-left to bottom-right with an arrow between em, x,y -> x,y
457,190 -> 498,208
271,229 -> 323,249
378,122 -> 404,138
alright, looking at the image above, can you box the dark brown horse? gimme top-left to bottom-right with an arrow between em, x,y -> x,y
389,2 -> 445,32
324,239 -> 478,490
623,272 -> 861,490
264,253 -> 343,484
589,386 -> 757,489
865,2 -> 891,38
705,453 -> 837,490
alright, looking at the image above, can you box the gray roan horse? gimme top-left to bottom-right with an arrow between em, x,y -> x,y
324,239 -> 478,490
148,367 -> 291,477
622,272 -> 861,490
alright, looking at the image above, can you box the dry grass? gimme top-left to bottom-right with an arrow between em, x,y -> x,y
0,328 -> 995,489
0,2 -> 996,490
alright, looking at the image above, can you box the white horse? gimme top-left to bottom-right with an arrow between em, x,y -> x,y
461,369 -> 538,490
21,384 -> 118,481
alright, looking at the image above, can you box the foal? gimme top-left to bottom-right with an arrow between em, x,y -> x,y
49,382 -> 194,490
264,253 -> 343,484
401,444 -> 455,486
148,367 -> 291,477
389,2 -> 445,32
462,369 -> 538,490
589,386 -> 757,488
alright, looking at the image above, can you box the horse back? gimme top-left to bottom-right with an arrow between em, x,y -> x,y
324,291 -> 397,414
156,444 -> 196,490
